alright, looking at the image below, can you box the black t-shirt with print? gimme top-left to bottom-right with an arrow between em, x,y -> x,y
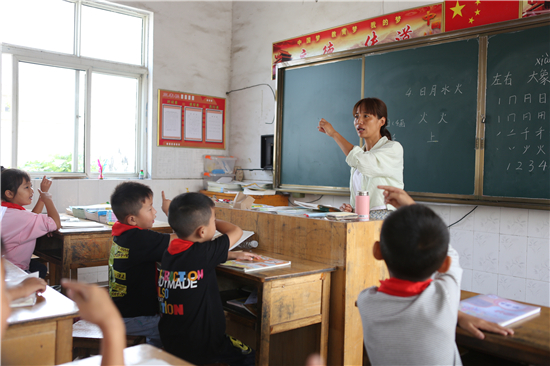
158,235 -> 229,365
109,228 -> 170,318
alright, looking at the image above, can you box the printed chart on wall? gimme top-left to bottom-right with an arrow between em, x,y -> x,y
157,89 -> 226,149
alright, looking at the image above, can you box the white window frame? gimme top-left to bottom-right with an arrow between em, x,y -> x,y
0,0 -> 151,178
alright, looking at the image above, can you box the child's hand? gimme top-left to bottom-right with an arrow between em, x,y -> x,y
161,191 -> 171,216
61,280 -> 121,329
19,277 -> 47,295
40,176 -> 52,193
229,251 -> 262,261
340,203 -> 353,212
457,310 -> 514,339
37,189 -> 53,203
62,280 -> 125,366
7,277 -> 47,301
377,185 -> 415,208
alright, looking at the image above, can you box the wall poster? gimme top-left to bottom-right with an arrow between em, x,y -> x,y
157,89 -> 226,149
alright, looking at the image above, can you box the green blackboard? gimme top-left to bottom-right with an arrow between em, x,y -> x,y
483,25 -> 550,199
363,39 -> 479,195
277,21 -> 549,204
280,58 -> 362,188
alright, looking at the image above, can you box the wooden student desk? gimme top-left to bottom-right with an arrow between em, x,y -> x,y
2,259 -> 79,365
456,290 -> 550,365
217,250 -> 335,365
215,207 -> 387,366
59,344 -> 196,365
34,219 -> 172,284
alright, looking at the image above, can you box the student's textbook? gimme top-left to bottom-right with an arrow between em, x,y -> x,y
459,294 -> 541,326
293,200 -> 340,212
219,255 -> 291,273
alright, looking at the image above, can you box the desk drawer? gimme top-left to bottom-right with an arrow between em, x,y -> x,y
270,274 -> 323,325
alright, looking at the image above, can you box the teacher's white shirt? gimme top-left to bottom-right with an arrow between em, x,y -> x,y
345,136 -> 404,211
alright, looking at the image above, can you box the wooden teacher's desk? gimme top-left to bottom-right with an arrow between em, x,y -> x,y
2,259 -> 79,365
34,219 -> 172,284
218,250 -> 334,365
215,207 -> 386,366
456,290 -> 550,365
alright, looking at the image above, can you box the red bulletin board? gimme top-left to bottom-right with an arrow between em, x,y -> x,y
157,89 -> 226,149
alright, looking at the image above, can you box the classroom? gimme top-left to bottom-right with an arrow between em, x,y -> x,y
1,0 -> 549,365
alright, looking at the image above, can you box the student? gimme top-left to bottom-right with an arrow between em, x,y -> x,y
379,185 -> 514,340
158,192 -> 260,366
1,169 -> 61,278
109,181 -> 176,348
1,258 -> 125,366
357,200 -> 463,365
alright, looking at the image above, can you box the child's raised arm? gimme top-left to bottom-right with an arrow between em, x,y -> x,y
32,176 -> 52,214
215,219 -> 243,249
161,191 -> 171,217
38,189 -> 61,230
62,280 -> 125,366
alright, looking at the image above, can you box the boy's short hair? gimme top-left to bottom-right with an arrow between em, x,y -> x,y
1,169 -> 31,202
380,204 -> 449,282
168,192 -> 214,239
110,182 -> 153,224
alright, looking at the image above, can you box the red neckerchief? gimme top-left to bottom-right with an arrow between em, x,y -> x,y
1,201 -> 26,210
377,277 -> 433,297
111,221 -> 144,236
168,238 -> 195,255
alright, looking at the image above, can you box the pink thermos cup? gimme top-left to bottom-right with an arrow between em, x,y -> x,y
356,191 -> 370,219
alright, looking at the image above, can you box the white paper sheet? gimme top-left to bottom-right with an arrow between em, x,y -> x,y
184,107 -> 203,141
161,105 -> 182,140
206,109 -> 223,142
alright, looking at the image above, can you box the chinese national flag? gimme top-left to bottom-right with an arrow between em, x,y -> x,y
445,0 -> 520,32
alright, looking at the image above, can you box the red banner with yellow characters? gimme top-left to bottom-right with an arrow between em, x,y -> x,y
272,4 -> 443,79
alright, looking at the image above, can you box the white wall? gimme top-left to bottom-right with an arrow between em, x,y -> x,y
227,0 -> 550,307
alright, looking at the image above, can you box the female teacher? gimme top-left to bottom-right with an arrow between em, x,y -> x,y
317,97 -> 404,220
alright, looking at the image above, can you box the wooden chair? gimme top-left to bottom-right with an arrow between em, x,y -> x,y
72,319 -> 146,359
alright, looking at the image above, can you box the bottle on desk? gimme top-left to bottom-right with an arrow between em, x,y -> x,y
139,170 -> 144,179
355,191 -> 369,220
238,240 -> 258,250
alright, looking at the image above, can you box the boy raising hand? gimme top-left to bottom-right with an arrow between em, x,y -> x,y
158,192 -> 259,366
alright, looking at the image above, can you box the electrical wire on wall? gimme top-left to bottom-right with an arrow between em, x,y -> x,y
226,84 -> 276,124
447,206 -> 478,228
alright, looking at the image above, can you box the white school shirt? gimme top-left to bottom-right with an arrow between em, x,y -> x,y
346,136 -> 404,210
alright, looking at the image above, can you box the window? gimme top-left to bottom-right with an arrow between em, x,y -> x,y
0,0 -> 149,177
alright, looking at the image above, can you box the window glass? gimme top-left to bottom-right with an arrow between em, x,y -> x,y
18,62 -> 85,173
0,0 -> 74,54
81,5 -> 143,65
1,54 -> 13,167
90,73 -> 137,174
